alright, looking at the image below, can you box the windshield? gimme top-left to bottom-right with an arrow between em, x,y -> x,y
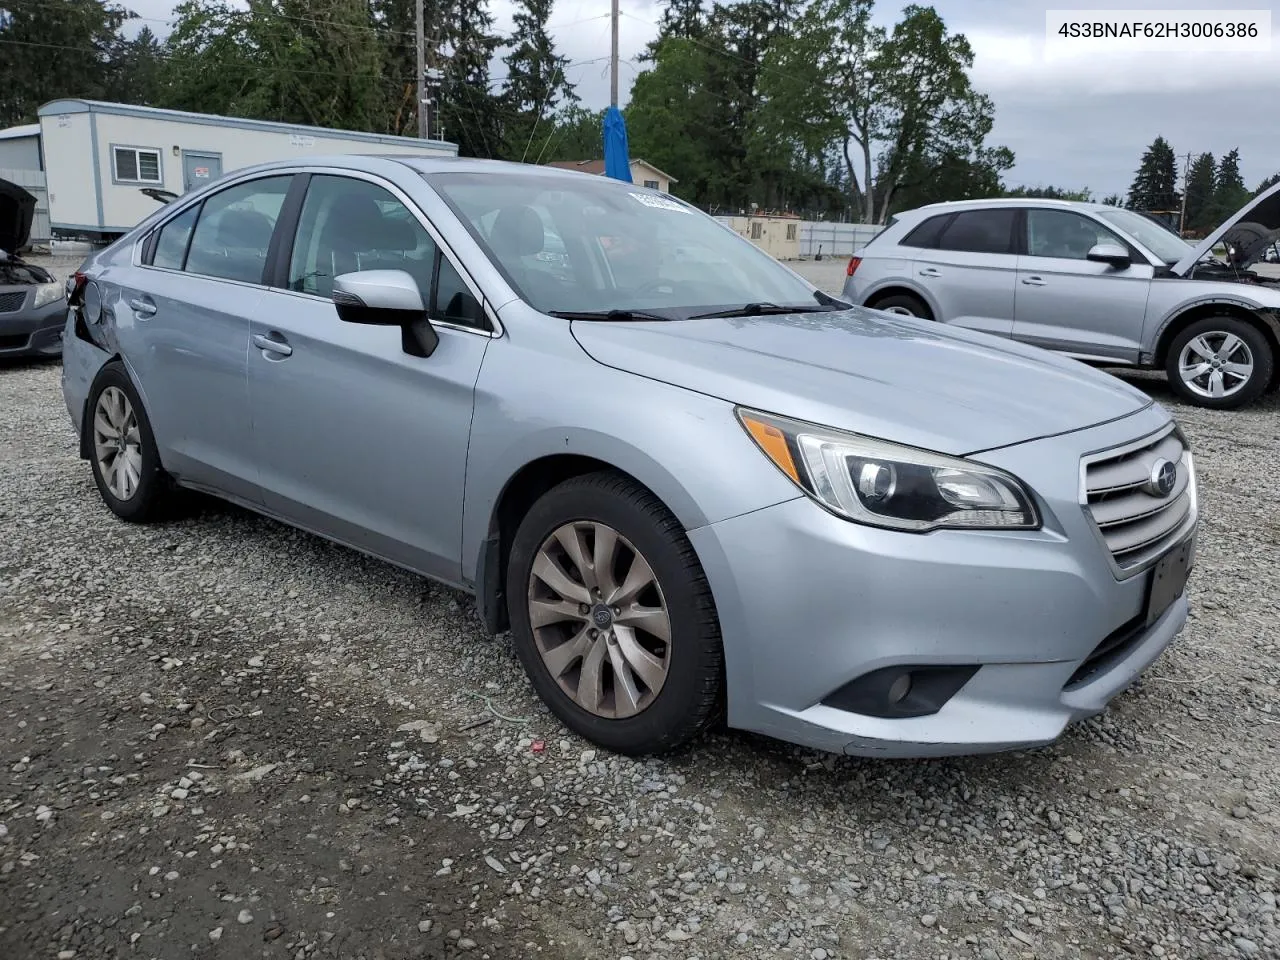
1095,208 -> 1193,264
427,171 -> 824,317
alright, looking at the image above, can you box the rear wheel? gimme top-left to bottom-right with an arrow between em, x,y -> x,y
86,363 -> 176,522
870,292 -> 930,319
506,472 -> 723,756
1165,317 -> 1273,409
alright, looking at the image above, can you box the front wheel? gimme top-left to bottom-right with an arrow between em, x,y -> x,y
506,472 -> 724,756
1165,317 -> 1273,409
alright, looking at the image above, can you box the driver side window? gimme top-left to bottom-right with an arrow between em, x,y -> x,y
1025,209 -> 1126,260
286,175 -> 486,329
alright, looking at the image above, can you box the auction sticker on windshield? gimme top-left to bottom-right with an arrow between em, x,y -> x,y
629,192 -> 692,214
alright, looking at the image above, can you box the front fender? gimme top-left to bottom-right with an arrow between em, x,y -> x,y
1144,284 -> 1280,361
459,316 -> 800,588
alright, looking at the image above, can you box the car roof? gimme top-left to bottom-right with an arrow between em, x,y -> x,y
902,197 -> 1117,217
224,153 -> 611,184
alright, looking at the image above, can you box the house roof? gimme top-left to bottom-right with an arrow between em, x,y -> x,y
545,158 -> 679,184
0,124 -> 40,142
36,99 -> 457,154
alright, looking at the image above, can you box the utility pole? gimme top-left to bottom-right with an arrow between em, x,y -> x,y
415,0 -> 427,139
610,0 -> 619,108
1178,151 -> 1191,236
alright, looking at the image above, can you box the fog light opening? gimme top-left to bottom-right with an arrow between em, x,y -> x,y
887,672 -> 912,704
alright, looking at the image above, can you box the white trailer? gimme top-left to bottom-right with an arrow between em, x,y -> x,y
37,99 -> 459,240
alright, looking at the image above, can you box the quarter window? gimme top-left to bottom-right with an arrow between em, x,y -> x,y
183,176 -> 291,284
1025,209 -> 1126,260
900,214 -> 951,249
935,209 -> 1016,254
113,146 -> 162,184
151,204 -> 200,270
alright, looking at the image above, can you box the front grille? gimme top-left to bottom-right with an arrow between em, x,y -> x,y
1083,428 -> 1193,571
0,291 -> 27,313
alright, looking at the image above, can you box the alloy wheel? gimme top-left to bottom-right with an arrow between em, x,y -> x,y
881,305 -> 916,316
1178,332 -> 1254,399
527,521 -> 672,719
93,386 -> 143,501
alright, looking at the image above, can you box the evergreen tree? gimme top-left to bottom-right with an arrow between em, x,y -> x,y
502,0 -> 578,161
1126,136 -> 1179,211
1257,172 -> 1280,196
0,0 -> 132,126
1182,152 -> 1215,233
1209,147 -> 1250,223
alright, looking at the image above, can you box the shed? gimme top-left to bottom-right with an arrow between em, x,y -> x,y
545,158 -> 678,194
37,99 -> 459,239
0,124 -> 43,172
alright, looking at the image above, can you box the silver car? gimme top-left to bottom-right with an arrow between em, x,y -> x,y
61,156 -> 1198,758
844,189 -> 1280,409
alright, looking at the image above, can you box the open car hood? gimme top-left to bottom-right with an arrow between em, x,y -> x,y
0,178 -> 37,254
1173,181 -> 1280,276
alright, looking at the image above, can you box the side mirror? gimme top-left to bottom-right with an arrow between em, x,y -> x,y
1086,243 -> 1131,269
333,269 -> 438,357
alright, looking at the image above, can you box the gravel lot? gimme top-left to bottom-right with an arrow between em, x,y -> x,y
2,259 -> 1279,960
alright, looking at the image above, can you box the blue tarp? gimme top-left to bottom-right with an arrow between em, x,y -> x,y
603,106 -> 633,183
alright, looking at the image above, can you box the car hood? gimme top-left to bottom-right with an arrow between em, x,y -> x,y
1173,181 -> 1280,276
570,308 -> 1153,456
0,177 -> 37,254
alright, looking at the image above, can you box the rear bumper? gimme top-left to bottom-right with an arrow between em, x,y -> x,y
0,299 -> 66,357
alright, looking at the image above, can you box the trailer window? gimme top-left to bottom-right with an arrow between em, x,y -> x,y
113,146 -> 163,185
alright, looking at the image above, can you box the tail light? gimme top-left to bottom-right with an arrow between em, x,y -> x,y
846,257 -> 862,277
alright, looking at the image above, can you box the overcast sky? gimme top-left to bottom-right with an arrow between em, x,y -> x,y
124,0 -> 1280,198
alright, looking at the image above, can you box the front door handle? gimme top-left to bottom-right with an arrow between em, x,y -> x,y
918,268 -> 941,278
1021,276 -> 1047,286
252,332 -> 293,357
129,297 -> 157,318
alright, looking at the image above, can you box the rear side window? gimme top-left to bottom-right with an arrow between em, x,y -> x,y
151,204 -> 200,270
935,209 -> 1016,254
184,176 -> 292,284
900,215 -> 951,249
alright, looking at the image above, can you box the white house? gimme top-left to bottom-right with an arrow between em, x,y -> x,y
37,99 -> 459,239
545,158 -> 678,194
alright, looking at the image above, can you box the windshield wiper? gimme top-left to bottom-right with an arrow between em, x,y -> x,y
549,309 -> 672,322
687,302 -> 830,320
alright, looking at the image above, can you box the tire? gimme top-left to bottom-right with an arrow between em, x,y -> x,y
1164,317 -> 1274,410
506,471 -> 724,756
870,292 -> 930,319
85,362 -> 176,522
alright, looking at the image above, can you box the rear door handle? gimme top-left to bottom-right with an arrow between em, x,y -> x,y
252,332 -> 293,357
918,268 -> 941,278
1022,276 -> 1047,287
129,297 -> 157,317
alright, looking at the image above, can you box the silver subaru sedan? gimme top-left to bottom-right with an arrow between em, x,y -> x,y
61,156 -> 1198,758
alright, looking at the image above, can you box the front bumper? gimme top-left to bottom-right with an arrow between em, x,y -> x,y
0,297 -> 66,358
690,404 -> 1195,757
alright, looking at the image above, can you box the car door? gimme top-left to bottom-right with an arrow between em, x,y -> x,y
907,208 -> 1018,337
1012,208 -> 1154,362
115,173 -> 295,503
247,172 -> 492,584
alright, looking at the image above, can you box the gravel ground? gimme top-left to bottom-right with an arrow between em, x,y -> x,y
2,264 -> 1279,960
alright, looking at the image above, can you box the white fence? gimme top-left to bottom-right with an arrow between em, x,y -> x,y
798,221 -> 883,258
0,167 -> 51,248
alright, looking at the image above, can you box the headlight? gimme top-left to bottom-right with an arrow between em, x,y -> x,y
737,407 -> 1040,532
33,282 -> 64,309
